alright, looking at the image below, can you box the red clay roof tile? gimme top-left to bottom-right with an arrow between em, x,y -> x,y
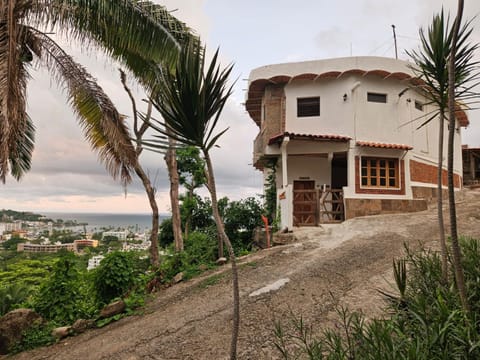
268,132 -> 351,145
356,141 -> 413,150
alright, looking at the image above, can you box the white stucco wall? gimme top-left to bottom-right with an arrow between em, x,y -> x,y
284,78 -> 354,136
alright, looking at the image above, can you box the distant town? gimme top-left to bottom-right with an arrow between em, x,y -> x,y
0,209 -> 152,270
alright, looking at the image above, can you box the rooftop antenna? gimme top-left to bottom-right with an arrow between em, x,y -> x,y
391,24 -> 398,59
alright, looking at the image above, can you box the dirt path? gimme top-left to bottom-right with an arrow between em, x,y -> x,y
11,189 -> 480,360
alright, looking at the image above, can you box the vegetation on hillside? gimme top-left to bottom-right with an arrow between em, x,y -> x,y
274,237 -> 480,359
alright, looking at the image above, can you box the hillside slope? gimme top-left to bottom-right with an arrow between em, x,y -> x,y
11,189 -> 480,360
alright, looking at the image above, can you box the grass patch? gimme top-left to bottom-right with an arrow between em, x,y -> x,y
198,274 -> 224,289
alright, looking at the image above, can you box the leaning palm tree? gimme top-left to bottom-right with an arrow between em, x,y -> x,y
144,42 -> 240,360
0,0 -> 191,184
1,0 -> 194,264
407,9 -> 479,285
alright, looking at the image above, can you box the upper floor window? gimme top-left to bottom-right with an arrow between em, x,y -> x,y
367,92 -> 387,103
414,100 -> 424,111
297,97 -> 320,117
361,157 -> 399,188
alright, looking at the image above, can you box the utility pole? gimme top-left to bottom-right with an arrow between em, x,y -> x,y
392,24 -> 398,59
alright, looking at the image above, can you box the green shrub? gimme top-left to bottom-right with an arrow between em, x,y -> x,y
184,231 -> 217,265
32,253 -> 95,324
0,283 -> 32,316
93,251 -> 137,305
11,322 -> 57,353
158,231 -> 217,282
158,218 -> 174,248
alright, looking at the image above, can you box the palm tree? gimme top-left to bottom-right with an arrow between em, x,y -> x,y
407,9 -> 479,286
447,0 -> 477,311
408,12 -> 452,283
0,0 -> 192,184
145,42 -> 240,360
1,1 -> 194,264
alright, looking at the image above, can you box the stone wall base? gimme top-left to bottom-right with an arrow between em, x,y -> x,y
411,186 -> 453,203
344,198 -> 428,219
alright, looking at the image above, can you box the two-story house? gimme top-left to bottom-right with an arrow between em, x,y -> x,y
246,56 -> 468,228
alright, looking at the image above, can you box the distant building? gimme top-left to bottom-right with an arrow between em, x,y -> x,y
123,242 -> 150,251
17,242 -> 75,253
0,221 -> 22,232
74,239 -> 99,249
87,255 -> 105,270
102,231 -> 127,241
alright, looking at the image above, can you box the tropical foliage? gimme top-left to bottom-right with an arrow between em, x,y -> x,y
0,0 -> 192,184
274,237 -> 480,359
32,253 -> 95,324
93,251 -> 138,305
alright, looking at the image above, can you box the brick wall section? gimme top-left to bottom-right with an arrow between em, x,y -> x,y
262,84 -> 285,145
345,198 -> 428,219
410,160 -> 461,188
354,156 -> 406,195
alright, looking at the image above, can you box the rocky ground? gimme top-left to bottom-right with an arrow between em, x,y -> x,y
10,189 -> 480,360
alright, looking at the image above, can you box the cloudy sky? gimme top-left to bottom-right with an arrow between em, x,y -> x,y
2,0 -> 480,214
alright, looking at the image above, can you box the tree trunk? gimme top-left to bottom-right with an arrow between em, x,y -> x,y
203,149 -> 239,360
437,112 -> 448,282
166,134 -> 184,252
447,0 -> 468,311
134,163 -> 159,266
184,187 -> 194,240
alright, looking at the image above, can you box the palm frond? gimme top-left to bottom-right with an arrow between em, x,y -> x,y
9,114 -> 35,179
27,27 -> 136,185
0,0 -> 32,182
148,42 -> 234,152
30,0 -> 196,74
407,10 -> 480,129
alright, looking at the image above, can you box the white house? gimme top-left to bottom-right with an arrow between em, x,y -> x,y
102,230 -> 127,241
245,56 -> 468,228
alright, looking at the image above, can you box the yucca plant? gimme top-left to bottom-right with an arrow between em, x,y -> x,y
144,41 -> 240,359
407,9 -> 480,284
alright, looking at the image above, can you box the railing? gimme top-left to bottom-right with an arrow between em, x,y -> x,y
319,189 -> 344,223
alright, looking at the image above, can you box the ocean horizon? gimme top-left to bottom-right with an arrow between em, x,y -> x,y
42,212 -> 170,232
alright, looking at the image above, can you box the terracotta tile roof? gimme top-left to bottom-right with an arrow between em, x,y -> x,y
356,141 -> 413,150
268,132 -> 351,145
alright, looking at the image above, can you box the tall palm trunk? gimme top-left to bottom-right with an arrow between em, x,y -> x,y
134,164 -> 159,266
437,112 -> 448,282
166,130 -> 184,252
203,149 -> 239,360
447,0 -> 468,311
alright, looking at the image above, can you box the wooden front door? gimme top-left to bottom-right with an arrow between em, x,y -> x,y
293,180 -> 316,226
